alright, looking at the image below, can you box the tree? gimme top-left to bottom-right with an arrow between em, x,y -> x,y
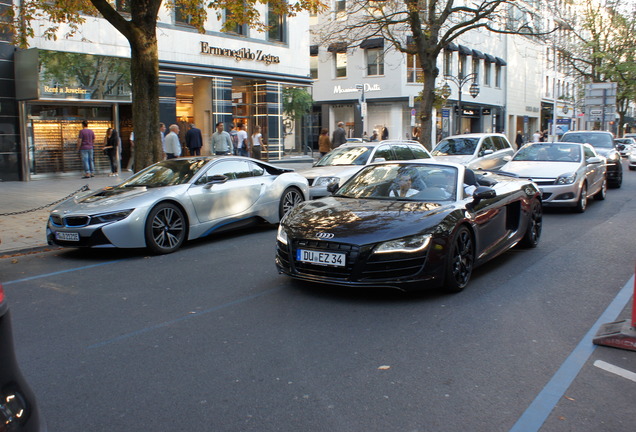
313,0 -> 544,149
3,0 -> 324,170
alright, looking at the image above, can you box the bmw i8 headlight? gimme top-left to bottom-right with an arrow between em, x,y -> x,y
90,209 -> 134,224
313,177 -> 340,187
277,225 -> 288,245
556,173 -> 577,185
373,234 -> 431,254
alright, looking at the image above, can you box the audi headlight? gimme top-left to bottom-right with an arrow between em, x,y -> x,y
313,177 -> 340,187
277,225 -> 288,245
556,173 -> 577,185
90,209 -> 133,224
373,234 -> 431,254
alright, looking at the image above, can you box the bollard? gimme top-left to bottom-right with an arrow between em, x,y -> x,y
593,262 -> 636,352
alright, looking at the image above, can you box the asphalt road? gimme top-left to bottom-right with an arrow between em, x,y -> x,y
2,162 -> 635,432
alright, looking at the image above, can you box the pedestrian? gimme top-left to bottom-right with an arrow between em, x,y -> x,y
164,124 -> 181,159
229,124 -> 239,155
542,129 -> 549,142
332,121 -> 347,148
370,130 -> 378,141
103,128 -> 121,176
532,130 -> 541,142
251,125 -> 264,160
381,126 -> 389,140
211,121 -> 232,155
77,120 -> 95,178
126,130 -> 135,171
185,123 -> 203,156
318,128 -> 331,156
159,123 -> 166,159
237,122 -> 249,157
515,131 -> 524,149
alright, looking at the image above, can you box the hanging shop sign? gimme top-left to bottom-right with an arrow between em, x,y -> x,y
333,83 -> 381,94
200,42 -> 280,65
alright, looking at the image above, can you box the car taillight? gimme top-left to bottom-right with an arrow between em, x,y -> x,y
0,284 -> 4,304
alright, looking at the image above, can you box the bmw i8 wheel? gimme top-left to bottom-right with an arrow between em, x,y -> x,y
520,199 -> 542,248
145,202 -> 187,254
279,187 -> 304,219
444,226 -> 474,293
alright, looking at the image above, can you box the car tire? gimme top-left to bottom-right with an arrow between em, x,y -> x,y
594,176 -> 607,200
443,226 -> 474,293
609,166 -> 622,188
574,182 -> 587,213
279,187 -> 304,220
520,199 -> 542,248
145,202 -> 187,254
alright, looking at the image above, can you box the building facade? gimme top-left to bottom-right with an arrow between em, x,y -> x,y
5,3 -> 312,180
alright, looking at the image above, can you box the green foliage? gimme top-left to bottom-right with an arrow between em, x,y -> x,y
282,87 -> 314,121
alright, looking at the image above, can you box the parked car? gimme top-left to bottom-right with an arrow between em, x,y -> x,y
47,156 -> 308,254
628,148 -> 636,171
500,142 -> 607,213
560,130 -> 622,188
614,137 -> 635,158
276,161 -> 542,293
431,133 -> 515,171
297,140 -> 432,199
0,284 -> 46,431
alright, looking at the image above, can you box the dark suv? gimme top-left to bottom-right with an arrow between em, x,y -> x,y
560,131 -> 623,188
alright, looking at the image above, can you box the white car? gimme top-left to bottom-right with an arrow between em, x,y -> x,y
432,133 -> 515,171
628,147 -> 636,171
298,140 -> 432,199
500,142 -> 607,213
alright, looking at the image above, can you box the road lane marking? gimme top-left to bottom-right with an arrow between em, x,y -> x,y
3,259 -> 128,286
87,287 -> 281,350
593,360 -> 636,383
509,274 -> 635,432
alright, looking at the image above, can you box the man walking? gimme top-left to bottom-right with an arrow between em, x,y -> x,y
332,121 -> 347,148
77,120 -> 95,178
237,122 -> 249,157
211,122 -> 233,155
164,124 -> 182,159
185,123 -> 203,156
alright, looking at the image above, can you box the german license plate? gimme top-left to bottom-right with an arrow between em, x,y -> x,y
297,249 -> 345,267
55,231 -> 80,241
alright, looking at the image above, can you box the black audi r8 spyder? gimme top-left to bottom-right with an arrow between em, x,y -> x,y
276,161 -> 542,293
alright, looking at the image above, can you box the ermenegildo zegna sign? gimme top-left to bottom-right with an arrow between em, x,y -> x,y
200,42 -> 281,65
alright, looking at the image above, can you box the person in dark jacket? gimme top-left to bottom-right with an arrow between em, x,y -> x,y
515,131 -> 524,149
185,123 -> 203,156
332,122 -> 347,148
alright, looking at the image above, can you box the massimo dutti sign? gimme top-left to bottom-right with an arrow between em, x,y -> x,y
200,42 -> 280,65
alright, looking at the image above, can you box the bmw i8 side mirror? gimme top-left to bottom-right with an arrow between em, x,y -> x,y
203,174 -> 229,189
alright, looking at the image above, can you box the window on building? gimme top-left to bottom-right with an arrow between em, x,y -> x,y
268,4 -> 285,42
472,58 -> 480,82
175,4 -> 195,26
546,76 -> 550,97
444,50 -> 453,76
225,9 -> 248,35
407,54 -> 423,83
367,49 -> 384,76
495,65 -> 501,88
335,0 -> 346,13
335,52 -> 347,78
484,62 -> 491,86
459,54 -> 467,78
310,46 -> 318,79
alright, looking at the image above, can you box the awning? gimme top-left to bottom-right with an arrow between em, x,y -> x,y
327,42 -> 348,53
472,49 -> 485,59
495,56 -> 507,66
309,45 -> 318,56
360,37 -> 384,49
445,42 -> 458,51
484,53 -> 496,63
458,44 -> 472,56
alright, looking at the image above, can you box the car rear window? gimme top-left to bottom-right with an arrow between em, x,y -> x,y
561,133 -> 613,148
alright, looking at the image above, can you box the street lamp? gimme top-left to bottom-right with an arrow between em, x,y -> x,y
443,73 -> 480,134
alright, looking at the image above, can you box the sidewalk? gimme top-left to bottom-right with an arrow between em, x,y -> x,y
0,156 -> 315,256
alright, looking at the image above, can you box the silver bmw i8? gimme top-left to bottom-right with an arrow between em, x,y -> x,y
47,156 -> 309,254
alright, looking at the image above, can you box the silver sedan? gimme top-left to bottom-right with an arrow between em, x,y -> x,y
499,142 -> 607,213
47,156 -> 309,253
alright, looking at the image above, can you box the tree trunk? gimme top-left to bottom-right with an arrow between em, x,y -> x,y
128,29 -> 162,171
417,53 -> 440,151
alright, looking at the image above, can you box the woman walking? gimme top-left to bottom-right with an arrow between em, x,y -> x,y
318,128 -> 332,156
251,125 -> 264,160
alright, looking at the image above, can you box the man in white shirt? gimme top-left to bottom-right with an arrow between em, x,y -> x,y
211,122 -> 233,155
164,124 -> 181,159
237,122 -> 249,157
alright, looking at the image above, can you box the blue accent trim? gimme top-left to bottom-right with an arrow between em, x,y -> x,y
198,216 -> 255,238
509,275 -> 635,432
